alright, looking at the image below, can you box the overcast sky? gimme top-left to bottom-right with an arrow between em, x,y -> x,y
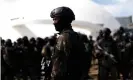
92,0 -> 133,17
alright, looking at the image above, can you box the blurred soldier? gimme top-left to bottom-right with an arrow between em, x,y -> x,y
28,37 -> 41,80
116,33 -> 133,80
3,39 -> 15,80
36,37 -> 44,51
129,32 -> 133,80
94,28 -> 118,80
112,27 -> 126,79
21,36 -> 31,79
79,34 -> 93,79
32,37 -> 45,80
44,37 -> 50,46
1,39 -> 8,80
89,35 -> 96,65
36,37 -> 45,60
89,35 -> 94,52
42,35 -> 57,59
13,41 -> 17,47
1,38 -> 5,45
30,37 -> 36,47
14,38 -> 24,79
113,26 -> 125,42
129,32 -> 133,42
50,6 -> 88,80
41,35 -> 57,80
96,30 -> 103,41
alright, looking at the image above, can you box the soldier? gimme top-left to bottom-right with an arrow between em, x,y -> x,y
42,35 -> 57,58
96,30 -> 103,41
89,35 -> 94,58
1,39 -> 8,80
29,37 -> 36,47
112,27 -> 127,79
129,32 -> 133,80
33,37 -> 45,80
129,32 -> 133,42
44,37 -> 49,46
89,35 -> 96,65
80,34 -> 93,79
94,28 -> 118,80
3,39 -> 15,80
14,38 -> 24,79
116,33 -> 133,80
13,41 -> 17,47
28,37 -> 40,80
41,35 -> 57,80
113,26 -> 125,42
36,37 -> 45,54
21,36 -> 31,79
50,6 -> 88,80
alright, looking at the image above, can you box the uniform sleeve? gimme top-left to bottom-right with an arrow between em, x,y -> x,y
51,33 -> 71,79
93,40 -> 105,58
41,44 -> 51,58
111,40 -> 118,58
41,46 -> 47,56
56,34 -> 71,57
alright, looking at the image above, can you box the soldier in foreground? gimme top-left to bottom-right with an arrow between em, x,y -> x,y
50,6 -> 89,80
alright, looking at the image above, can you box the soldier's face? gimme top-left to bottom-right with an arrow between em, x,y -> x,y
103,33 -> 110,37
53,17 -> 63,31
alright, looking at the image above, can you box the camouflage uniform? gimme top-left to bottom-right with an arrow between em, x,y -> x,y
50,6 -> 89,80
51,28 -> 84,80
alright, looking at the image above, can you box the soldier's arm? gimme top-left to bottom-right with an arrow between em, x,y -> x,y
112,40 -> 118,58
55,33 -> 71,58
94,41 -> 103,58
52,33 -> 71,78
41,46 -> 47,56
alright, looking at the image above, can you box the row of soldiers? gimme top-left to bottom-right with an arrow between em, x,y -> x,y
41,26 -> 133,80
95,27 -> 133,80
1,33 -> 93,80
1,6 -> 133,80
1,36 -> 49,80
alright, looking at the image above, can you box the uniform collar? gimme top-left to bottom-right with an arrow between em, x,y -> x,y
60,27 -> 73,34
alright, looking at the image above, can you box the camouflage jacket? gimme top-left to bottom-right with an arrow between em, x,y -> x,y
51,28 -> 85,80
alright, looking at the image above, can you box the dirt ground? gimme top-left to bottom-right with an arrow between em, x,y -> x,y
89,59 -> 124,80
89,59 -> 99,80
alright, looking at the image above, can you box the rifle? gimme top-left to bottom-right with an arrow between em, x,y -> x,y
97,44 -> 118,64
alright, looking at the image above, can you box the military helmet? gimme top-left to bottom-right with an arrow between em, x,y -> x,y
102,28 -> 111,34
5,39 -> 12,46
50,6 -> 75,22
119,26 -> 125,31
17,38 -> 23,44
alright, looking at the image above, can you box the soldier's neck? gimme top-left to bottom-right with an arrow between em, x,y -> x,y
59,24 -> 73,33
